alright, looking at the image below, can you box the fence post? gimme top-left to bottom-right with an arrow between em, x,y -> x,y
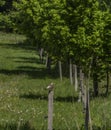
78,69 -> 84,102
46,83 -> 54,130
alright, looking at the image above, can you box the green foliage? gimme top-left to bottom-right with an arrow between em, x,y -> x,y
0,0 -> 5,7
14,0 -> 70,60
0,0 -> 17,32
0,13 -> 13,32
14,0 -> 111,80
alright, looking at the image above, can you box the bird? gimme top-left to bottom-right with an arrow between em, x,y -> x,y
46,82 -> 54,91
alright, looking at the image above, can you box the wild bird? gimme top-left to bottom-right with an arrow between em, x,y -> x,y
46,83 -> 54,91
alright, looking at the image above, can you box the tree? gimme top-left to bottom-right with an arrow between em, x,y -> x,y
65,0 -> 111,96
0,0 -> 18,32
14,0 -> 111,96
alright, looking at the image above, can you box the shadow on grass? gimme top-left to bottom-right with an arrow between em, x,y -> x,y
0,65 -> 58,79
55,96 -> 78,102
14,57 -> 41,64
19,90 -> 111,103
89,90 -> 111,100
0,122 -> 110,130
80,125 -> 110,130
0,50 -> 58,78
0,42 -> 35,51
0,68 -> 47,79
19,93 -> 48,101
0,41 -> 59,79
19,93 -> 78,103
0,121 -> 35,130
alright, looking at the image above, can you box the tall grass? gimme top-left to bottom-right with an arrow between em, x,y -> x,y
0,32 -> 111,130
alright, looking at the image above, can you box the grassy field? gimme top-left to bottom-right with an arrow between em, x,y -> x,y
0,32 -> 111,130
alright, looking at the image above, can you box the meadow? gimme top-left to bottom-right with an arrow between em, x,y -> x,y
0,32 -> 111,130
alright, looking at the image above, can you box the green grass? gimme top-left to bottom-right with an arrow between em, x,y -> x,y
0,32 -> 111,130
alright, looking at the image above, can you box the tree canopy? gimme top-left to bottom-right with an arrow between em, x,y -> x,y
1,0 -> 111,95
14,0 -> 111,66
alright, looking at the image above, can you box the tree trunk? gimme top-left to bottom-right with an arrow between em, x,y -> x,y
92,57 -> 99,97
73,64 -> 78,91
93,73 -> 98,97
78,69 -> 84,102
85,89 -> 92,130
106,64 -> 109,95
59,61 -> 62,81
45,54 -> 48,67
39,48 -> 44,63
46,54 -> 51,71
85,89 -> 89,130
69,59 -> 73,85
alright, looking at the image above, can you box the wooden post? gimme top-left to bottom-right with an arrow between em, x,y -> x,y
59,61 -> 62,81
85,89 -> 89,130
46,54 -> 51,71
85,88 -> 92,130
106,64 -> 109,95
69,59 -> 73,85
78,69 -> 84,102
46,83 -> 54,130
73,64 -> 78,92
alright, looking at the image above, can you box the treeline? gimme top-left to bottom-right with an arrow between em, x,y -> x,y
1,0 -> 111,96
0,0 -> 18,32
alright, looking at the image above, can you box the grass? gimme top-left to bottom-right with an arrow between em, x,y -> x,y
0,32 -> 111,130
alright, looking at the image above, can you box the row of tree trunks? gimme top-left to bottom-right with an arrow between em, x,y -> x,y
58,59 -> 78,91
45,57 -> 78,92
45,55 -> 110,97
79,69 -> 92,130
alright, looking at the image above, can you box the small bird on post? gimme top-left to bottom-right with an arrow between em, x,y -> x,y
46,82 -> 54,91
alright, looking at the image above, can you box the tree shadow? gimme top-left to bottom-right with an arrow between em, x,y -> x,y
19,89 -> 111,103
80,124 -> 106,130
14,57 -> 41,64
0,121 -> 109,130
0,121 -> 35,130
0,41 -> 59,78
0,42 -> 35,51
19,93 -> 48,101
0,67 -> 55,79
0,53 -> 59,78
55,96 -> 78,103
89,88 -> 111,100
19,92 -> 79,103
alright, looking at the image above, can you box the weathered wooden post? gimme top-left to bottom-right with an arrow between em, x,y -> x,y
106,64 -> 109,95
73,64 -> 78,92
59,61 -> 62,81
85,89 -> 89,130
78,69 -> 92,130
69,59 -> 73,85
84,88 -> 92,130
78,69 -> 84,102
46,83 -> 54,130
